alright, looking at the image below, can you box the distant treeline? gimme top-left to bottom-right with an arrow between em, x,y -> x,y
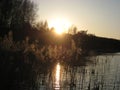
72,31 -> 120,55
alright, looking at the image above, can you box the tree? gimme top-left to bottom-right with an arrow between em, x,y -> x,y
68,25 -> 77,35
35,21 -> 49,32
10,0 -> 36,28
0,0 -> 36,36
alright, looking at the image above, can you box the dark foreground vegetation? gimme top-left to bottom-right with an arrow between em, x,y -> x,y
0,0 -> 120,89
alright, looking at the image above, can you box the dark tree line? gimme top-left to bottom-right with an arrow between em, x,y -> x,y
73,31 -> 120,55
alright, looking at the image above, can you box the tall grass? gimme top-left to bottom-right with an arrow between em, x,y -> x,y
0,31 -> 84,90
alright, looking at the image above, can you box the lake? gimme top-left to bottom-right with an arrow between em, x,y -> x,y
37,53 -> 120,90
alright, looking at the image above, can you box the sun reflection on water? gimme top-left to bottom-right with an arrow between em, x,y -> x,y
55,63 -> 61,90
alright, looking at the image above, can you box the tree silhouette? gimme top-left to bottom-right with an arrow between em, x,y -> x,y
0,0 -> 36,37
68,25 -> 77,34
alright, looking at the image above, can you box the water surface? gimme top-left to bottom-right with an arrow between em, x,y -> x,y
37,53 -> 120,90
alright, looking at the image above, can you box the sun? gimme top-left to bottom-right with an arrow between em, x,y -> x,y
49,18 -> 71,34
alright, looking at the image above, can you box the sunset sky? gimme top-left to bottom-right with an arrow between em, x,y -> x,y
33,0 -> 120,39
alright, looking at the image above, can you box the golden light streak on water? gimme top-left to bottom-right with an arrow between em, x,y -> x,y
55,63 -> 61,90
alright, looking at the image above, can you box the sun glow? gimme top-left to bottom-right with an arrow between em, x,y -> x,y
49,18 -> 71,34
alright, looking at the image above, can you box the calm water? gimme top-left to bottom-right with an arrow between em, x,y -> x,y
37,53 -> 120,90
